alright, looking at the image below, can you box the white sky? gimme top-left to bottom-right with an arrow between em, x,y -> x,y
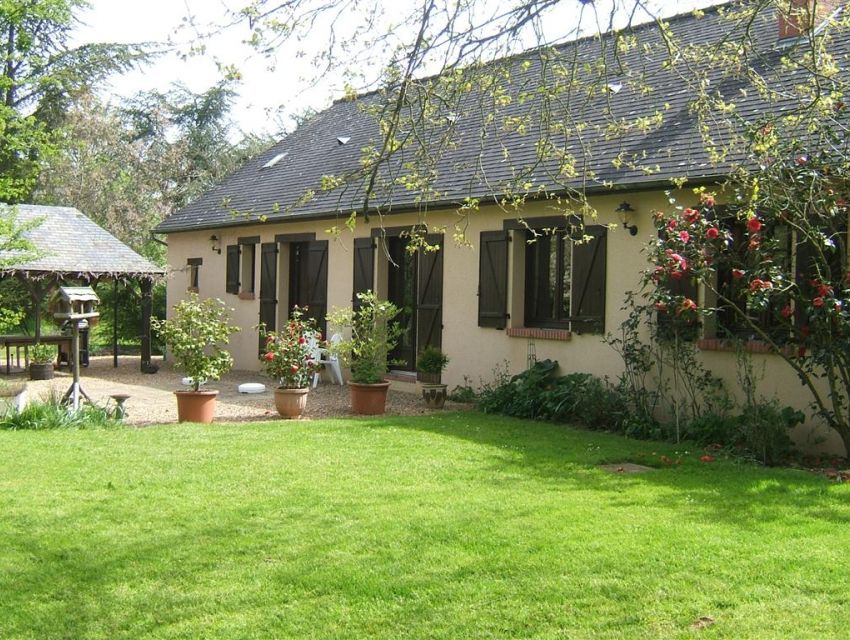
73,0 -> 724,138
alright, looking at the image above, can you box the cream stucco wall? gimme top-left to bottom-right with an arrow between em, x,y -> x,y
163,190 -> 844,455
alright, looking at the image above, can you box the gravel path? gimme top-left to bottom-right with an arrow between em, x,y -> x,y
13,356 -> 468,425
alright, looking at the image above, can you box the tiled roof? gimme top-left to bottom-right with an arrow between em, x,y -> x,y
0,204 -> 165,278
155,1 -> 847,233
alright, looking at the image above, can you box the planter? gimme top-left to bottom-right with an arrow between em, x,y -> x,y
417,371 -> 441,384
421,383 -> 448,409
29,362 -> 54,381
274,387 -> 309,418
349,381 -> 391,415
0,383 -> 27,414
174,389 -> 219,423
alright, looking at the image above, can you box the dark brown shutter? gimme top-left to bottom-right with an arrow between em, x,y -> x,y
258,242 -> 278,351
305,240 -> 329,334
417,234 -> 443,349
478,230 -> 509,328
225,244 -> 240,294
571,226 -> 606,334
352,237 -> 374,309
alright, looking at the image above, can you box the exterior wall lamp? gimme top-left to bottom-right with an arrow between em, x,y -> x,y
616,201 -> 638,236
209,234 -> 221,254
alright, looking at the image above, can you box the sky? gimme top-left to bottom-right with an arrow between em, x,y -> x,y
73,0 -> 726,139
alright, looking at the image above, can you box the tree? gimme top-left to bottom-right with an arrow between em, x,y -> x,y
0,0 -> 148,203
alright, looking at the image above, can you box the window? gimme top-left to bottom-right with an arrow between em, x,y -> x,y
525,231 -> 572,328
478,221 -> 607,334
187,258 -> 202,292
225,237 -> 259,298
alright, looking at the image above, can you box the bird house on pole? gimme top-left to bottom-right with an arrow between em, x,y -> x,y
53,286 -> 100,322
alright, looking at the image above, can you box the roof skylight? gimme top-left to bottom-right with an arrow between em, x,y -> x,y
262,152 -> 288,169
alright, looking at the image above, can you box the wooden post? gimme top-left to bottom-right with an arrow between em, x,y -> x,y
140,277 -> 157,373
113,279 -> 119,368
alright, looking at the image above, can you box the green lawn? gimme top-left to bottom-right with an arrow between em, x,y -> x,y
1,413 -> 848,639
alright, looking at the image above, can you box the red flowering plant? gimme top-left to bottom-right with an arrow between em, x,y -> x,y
643,112 -> 850,455
258,307 -> 322,389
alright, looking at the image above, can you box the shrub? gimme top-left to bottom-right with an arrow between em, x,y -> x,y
0,394 -> 120,430
739,403 -> 803,466
417,346 -> 449,375
29,343 -> 55,364
259,307 -> 321,389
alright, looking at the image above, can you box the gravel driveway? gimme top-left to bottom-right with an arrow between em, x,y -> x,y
13,356 -> 468,425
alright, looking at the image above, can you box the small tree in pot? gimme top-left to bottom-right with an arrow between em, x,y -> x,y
327,292 -> 402,415
259,307 -> 322,419
152,293 -> 239,423
417,346 -> 449,409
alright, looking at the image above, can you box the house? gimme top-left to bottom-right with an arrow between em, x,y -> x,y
154,1 -> 847,452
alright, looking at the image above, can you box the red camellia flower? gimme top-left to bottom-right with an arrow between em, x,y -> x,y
678,298 -> 697,314
264,352 -> 275,361
655,301 -> 668,312
732,268 -> 745,280
748,236 -> 761,251
749,279 -> 772,293
747,217 -> 762,233
817,283 -> 832,297
701,194 -> 715,207
813,296 -> 825,307
298,336 -> 306,344
679,230 -> 690,243
667,219 -> 678,231
781,305 -> 793,319
705,227 -> 720,240
683,208 -> 700,224
290,364 -> 300,373
700,455 -> 716,463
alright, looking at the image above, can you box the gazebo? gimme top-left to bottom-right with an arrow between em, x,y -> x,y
0,204 -> 166,373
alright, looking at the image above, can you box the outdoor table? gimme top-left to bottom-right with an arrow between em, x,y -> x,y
0,335 -> 72,375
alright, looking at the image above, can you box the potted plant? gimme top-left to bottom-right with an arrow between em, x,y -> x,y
29,343 -> 55,380
152,293 -> 239,423
417,346 -> 449,409
0,379 -> 27,414
327,291 -> 402,415
259,307 -> 322,418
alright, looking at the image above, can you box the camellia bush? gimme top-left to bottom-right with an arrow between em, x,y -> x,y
645,105 -> 850,455
258,306 -> 321,389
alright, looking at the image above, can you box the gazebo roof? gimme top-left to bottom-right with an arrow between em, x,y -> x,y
0,204 -> 164,279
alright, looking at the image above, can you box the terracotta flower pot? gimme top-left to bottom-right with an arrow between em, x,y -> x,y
274,387 -> 309,418
421,383 -> 448,409
174,389 -> 219,423
349,381 -> 391,415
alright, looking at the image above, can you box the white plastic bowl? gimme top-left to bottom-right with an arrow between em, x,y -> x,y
238,382 -> 266,394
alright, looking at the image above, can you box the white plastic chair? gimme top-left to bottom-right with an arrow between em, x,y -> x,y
306,332 -> 344,388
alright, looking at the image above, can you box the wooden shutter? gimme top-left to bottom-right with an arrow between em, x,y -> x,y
352,237 -> 374,309
571,226 -> 606,334
258,242 -> 278,351
417,234 -> 444,349
478,230 -> 509,328
225,245 -> 240,294
305,240 -> 329,334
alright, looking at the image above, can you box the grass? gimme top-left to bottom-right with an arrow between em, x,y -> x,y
0,412 -> 848,639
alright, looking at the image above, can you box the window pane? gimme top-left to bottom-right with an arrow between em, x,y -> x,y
561,234 -> 571,322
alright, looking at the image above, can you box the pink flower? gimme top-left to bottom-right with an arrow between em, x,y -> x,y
813,296 -> 825,307
683,208 -> 700,224
655,301 -> 668,312
817,283 -> 832,297
298,336 -> 306,344
732,268 -> 745,280
780,305 -> 793,319
701,194 -> 715,207
749,279 -> 772,293
747,217 -> 762,233
264,352 -> 275,361
667,219 -> 678,231
290,364 -> 300,373
705,227 -> 719,240
700,455 -> 715,463
679,230 -> 690,243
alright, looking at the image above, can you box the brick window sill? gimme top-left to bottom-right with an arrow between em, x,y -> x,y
238,292 -> 256,301
697,338 -> 800,357
506,327 -> 572,341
